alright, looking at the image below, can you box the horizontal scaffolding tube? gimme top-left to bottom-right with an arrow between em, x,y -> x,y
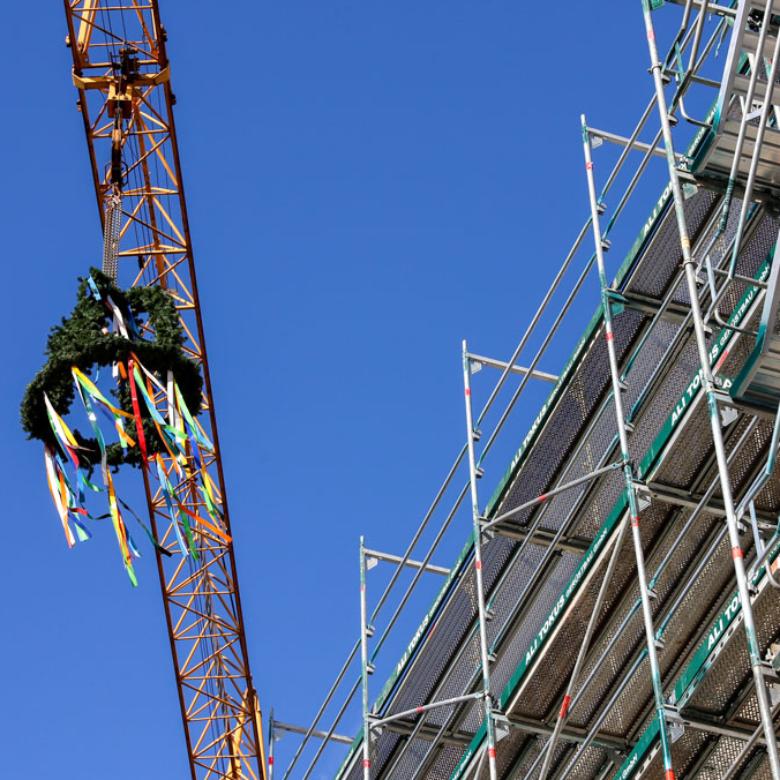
274,722 -> 354,746
710,266 -> 769,288
497,713 -> 628,752
587,126 -> 671,160
673,713 -> 766,744
466,352 -> 559,384
667,0 -> 736,17
364,548 -> 450,576
643,483 -> 777,525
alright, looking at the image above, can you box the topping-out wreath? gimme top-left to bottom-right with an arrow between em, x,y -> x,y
21,269 -> 227,585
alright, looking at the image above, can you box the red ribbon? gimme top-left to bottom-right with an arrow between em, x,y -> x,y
127,359 -> 148,464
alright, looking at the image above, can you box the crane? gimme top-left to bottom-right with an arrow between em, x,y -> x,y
61,3 -> 266,778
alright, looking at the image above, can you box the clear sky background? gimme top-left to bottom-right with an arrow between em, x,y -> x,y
1,3 -> 702,779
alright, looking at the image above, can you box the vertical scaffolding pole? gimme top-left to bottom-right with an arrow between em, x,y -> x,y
581,113 -> 678,780
359,536 -> 372,780
268,712 -> 275,780
640,3 -> 780,776
462,340 -> 498,780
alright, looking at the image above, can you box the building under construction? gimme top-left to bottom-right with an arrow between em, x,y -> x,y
45,1 -> 780,779
271,2 -> 780,778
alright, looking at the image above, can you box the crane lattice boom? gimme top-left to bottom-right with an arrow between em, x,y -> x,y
62,3 -> 266,778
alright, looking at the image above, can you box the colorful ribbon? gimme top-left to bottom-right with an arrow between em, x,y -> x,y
155,454 -> 196,559
41,348 -> 230,583
106,469 -> 139,586
44,446 -> 76,548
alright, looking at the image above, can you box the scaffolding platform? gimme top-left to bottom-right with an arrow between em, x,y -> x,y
692,1 -> 780,199
276,5 -> 780,779
334,181 -> 780,780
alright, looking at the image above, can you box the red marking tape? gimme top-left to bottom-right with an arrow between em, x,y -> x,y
732,546 -> 744,560
488,747 -> 497,759
362,759 -> 371,769
631,515 -> 640,528
475,560 -> 482,571
559,694 -> 572,719
538,494 -> 548,503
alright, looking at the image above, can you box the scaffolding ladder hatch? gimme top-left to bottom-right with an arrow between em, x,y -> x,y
731,229 -> 780,411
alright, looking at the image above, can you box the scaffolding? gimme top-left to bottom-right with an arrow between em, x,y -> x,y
272,2 -> 780,778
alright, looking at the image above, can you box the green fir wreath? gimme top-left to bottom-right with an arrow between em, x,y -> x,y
20,268 -> 203,467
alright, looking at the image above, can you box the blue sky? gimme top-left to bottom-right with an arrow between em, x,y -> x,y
1,3 -> 705,778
